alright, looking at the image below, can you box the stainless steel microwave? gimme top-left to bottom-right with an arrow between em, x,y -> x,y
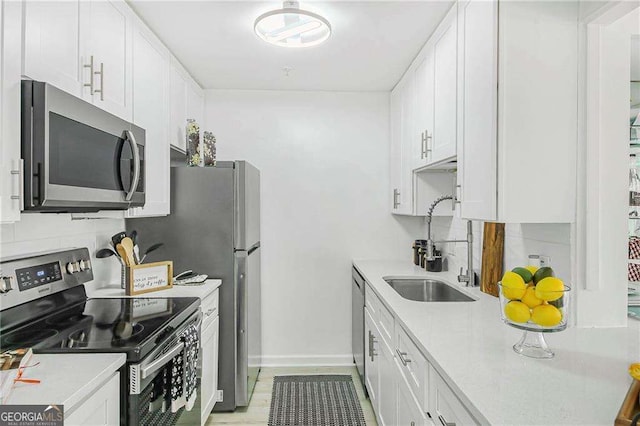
21,80 -> 145,212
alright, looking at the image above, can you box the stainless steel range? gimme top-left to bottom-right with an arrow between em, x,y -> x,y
0,248 -> 202,425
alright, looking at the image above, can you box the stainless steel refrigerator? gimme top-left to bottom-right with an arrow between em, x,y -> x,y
126,161 -> 261,412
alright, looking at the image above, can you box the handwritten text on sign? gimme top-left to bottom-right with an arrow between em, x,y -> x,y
132,265 -> 169,291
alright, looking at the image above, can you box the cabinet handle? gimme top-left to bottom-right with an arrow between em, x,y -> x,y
94,61 -> 104,101
83,56 -> 95,95
438,415 -> 456,426
10,159 -> 23,210
368,331 -> 377,361
420,132 -> 426,159
395,348 -> 411,366
393,189 -> 400,209
205,308 -> 216,317
425,130 -> 432,159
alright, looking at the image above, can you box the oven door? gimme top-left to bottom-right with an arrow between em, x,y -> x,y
127,312 -> 202,426
21,80 -> 145,212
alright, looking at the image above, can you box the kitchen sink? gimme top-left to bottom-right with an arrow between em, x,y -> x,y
383,277 -> 475,302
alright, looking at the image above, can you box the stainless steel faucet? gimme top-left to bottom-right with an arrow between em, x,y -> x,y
424,195 -> 476,287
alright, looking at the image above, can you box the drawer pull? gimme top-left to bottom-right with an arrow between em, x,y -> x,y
205,308 -> 216,317
368,331 -> 378,361
438,414 -> 456,426
395,349 -> 411,366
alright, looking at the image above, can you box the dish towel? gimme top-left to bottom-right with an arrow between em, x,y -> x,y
170,324 -> 199,412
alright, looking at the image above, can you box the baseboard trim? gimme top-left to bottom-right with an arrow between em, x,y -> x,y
261,354 -> 354,367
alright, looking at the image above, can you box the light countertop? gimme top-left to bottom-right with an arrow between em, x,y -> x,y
86,279 -> 222,300
353,259 -> 638,425
6,353 -> 125,410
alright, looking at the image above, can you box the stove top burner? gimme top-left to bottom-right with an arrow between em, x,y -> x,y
46,313 -> 91,327
4,328 -> 58,346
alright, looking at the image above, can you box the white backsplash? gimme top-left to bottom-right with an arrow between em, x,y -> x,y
427,217 -> 572,285
0,214 -> 124,286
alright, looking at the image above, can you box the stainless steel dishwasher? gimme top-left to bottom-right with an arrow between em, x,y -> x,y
352,266 -> 365,388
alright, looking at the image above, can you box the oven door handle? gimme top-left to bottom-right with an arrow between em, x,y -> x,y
124,130 -> 140,202
140,341 -> 184,380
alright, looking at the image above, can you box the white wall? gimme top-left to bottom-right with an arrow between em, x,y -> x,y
1,215 -> 124,288
204,89 -> 425,366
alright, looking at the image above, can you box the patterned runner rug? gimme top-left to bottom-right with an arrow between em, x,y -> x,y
268,375 -> 367,426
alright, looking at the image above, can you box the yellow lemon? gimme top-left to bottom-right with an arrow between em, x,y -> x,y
521,286 -> 543,308
504,301 -> 531,323
534,277 -> 565,302
525,265 -> 539,275
501,271 -> 526,300
629,363 -> 640,381
531,304 -> 562,326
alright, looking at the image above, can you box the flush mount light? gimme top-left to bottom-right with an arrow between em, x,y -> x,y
254,1 -> 331,48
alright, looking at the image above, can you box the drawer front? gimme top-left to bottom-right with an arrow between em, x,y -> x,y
365,284 -> 379,317
201,289 -> 219,327
396,326 -> 429,411
397,360 -> 429,426
430,366 -> 478,426
65,372 -> 120,426
377,300 -> 394,347
365,285 -> 394,346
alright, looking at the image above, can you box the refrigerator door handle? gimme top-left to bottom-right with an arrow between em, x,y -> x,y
247,243 -> 260,255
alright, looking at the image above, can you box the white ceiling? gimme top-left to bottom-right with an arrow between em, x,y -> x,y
128,1 -> 454,91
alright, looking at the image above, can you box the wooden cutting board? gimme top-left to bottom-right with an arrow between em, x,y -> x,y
480,222 -> 505,297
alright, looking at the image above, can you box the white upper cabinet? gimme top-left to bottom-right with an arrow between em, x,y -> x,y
80,0 -> 133,120
186,80 -> 205,128
399,75 -> 416,215
169,60 -> 188,152
23,1 -> 83,97
457,0 -> 578,223
432,11 -> 457,164
1,0 -> 22,223
413,50 -> 435,169
456,0 -> 498,221
390,88 -> 403,214
23,0 -> 133,121
127,19 -> 170,218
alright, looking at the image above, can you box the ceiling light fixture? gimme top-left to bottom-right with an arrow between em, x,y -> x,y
254,1 -> 331,48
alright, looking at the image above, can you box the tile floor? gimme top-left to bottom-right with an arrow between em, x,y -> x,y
206,366 -> 378,425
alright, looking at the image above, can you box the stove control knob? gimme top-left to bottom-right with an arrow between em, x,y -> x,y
79,259 -> 91,271
66,261 -> 80,274
0,277 -> 13,294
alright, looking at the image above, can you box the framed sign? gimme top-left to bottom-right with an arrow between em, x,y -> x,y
126,261 -> 173,296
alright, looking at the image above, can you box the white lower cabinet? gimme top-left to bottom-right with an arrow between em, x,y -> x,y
377,339 -> 396,426
200,289 -> 220,425
429,366 -> 477,426
201,316 -> 219,425
65,372 -> 120,426
364,307 -> 380,408
397,366 -> 429,426
364,286 -> 478,426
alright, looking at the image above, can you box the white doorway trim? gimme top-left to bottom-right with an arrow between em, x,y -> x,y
576,1 -> 639,327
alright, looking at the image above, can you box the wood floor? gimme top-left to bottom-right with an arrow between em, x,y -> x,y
206,366 -> 378,425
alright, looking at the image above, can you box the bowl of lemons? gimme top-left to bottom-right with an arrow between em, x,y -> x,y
498,265 -> 570,359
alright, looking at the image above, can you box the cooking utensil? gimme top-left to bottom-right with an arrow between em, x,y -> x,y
129,230 -> 141,263
140,243 -> 164,263
111,232 -> 127,247
96,248 -> 118,259
120,238 -> 137,266
116,244 -> 132,267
